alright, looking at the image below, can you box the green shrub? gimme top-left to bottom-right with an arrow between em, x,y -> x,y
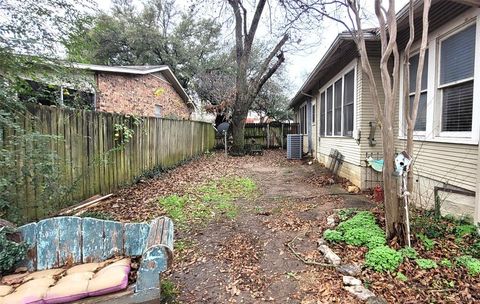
323,229 -> 344,243
416,258 -> 437,269
440,258 -> 452,268
455,224 -> 477,239
365,246 -> 403,272
343,227 -> 385,248
417,234 -> 435,251
396,272 -> 408,282
456,255 -> 480,276
0,228 -> 28,273
399,247 -> 418,260
80,211 -> 114,221
366,235 -> 387,249
336,211 -> 377,233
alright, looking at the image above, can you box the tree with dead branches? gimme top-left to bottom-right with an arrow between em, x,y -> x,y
227,0 -> 289,155
282,0 -> 431,243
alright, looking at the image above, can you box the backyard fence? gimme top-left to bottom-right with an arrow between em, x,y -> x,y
1,104 -> 215,222
215,122 -> 299,149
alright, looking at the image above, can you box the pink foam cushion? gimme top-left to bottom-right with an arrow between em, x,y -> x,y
0,285 -> 13,297
44,272 -> 94,304
24,268 -> 65,282
3,277 -> 54,304
87,265 -> 130,297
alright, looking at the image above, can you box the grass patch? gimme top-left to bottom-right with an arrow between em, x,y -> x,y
158,177 -> 256,229
160,279 -> 179,303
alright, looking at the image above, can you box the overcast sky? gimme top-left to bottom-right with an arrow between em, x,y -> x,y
96,0 -> 409,97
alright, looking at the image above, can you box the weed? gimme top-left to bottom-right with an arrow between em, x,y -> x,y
399,247 -> 418,260
464,240 -> 480,259
334,211 -> 386,249
455,224 -> 477,239
159,195 -> 188,224
0,227 -> 28,273
396,272 -> 408,282
456,255 -> 480,276
417,234 -> 435,251
440,258 -> 452,268
337,208 -> 359,221
160,279 -> 179,303
174,239 -> 193,253
416,258 -> 438,269
323,229 -> 344,243
365,246 -> 403,272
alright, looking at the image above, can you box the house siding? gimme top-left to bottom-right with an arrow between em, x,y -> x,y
96,72 -> 191,119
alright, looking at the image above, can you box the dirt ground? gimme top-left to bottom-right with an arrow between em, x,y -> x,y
162,150 -> 373,304
91,149 -> 376,303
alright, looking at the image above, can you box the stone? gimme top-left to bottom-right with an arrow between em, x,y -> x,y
337,263 -> 362,276
326,215 -> 336,227
347,185 -> 360,193
317,238 -> 326,246
366,296 -> 388,304
318,244 -> 341,266
342,275 -> 362,286
344,285 -> 376,301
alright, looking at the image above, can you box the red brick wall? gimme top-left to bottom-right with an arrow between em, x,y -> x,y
95,72 -> 192,119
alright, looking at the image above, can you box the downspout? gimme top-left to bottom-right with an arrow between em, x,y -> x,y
475,139 -> 480,226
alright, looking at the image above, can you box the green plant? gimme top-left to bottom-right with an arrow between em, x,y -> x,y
396,272 -> 408,282
417,234 -> 435,251
323,229 -> 344,243
159,195 -> 188,224
80,211 -> 114,221
113,123 -> 135,146
160,278 -> 179,303
336,211 -> 377,233
337,208 -> 358,221
343,227 -> 385,248
399,247 -> 418,260
440,258 -> 452,268
0,227 -> 28,273
365,246 -> 403,272
455,224 -> 477,239
416,258 -> 437,269
456,255 -> 480,276
464,240 -> 480,258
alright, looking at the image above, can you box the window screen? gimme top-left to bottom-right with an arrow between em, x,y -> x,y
334,79 -> 342,135
439,24 -> 476,132
320,92 -> 325,136
440,25 -> 476,85
442,81 -> 473,132
343,70 -> 355,136
326,85 -> 333,136
408,53 -> 428,131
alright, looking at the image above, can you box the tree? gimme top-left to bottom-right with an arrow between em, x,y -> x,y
64,0 -> 224,91
227,0 -> 289,155
283,0 -> 430,243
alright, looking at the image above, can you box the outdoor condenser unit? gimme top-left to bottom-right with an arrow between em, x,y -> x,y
287,134 -> 303,160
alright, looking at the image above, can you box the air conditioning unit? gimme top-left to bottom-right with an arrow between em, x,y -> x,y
287,134 -> 303,159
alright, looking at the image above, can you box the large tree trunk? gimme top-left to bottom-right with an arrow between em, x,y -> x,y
231,105 -> 248,155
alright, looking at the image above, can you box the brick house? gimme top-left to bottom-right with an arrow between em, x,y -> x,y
73,64 -> 194,119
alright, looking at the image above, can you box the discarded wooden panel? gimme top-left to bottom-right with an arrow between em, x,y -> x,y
82,218 -> 105,263
36,218 -> 60,270
57,216 -> 82,266
103,220 -> 124,259
124,223 -> 150,257
18,222 -> 37,271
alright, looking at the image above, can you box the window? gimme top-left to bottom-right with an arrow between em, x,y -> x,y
343,70 -> 355,136
334,79 -> 342,135
408,52 -> 428,131
439,24 -> 476,132
326,85 -> 333,136
320,92 -> 326,136
312,104 -> 316,123
154,105 -> 162,118
319,68 -> 355,137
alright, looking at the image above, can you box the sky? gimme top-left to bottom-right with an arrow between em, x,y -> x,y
95,0 -> 409,97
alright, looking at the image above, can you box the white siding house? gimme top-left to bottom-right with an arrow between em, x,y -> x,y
290,0 -> 480,223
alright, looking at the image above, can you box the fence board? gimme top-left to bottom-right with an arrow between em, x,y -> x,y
4,104 -> 215,222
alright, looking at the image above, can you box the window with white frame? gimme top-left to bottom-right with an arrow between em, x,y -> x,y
299,104 -> 307,134
319,68 -> 355,137
408,52 -> 428,132
439,24 -> 476,133
154,104 -> 162,118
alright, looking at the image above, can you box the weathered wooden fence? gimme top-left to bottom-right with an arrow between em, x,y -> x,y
215,122 -> 299,149
2,104 -> 215,221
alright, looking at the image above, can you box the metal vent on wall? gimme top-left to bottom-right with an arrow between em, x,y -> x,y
287,134 -> 303,159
